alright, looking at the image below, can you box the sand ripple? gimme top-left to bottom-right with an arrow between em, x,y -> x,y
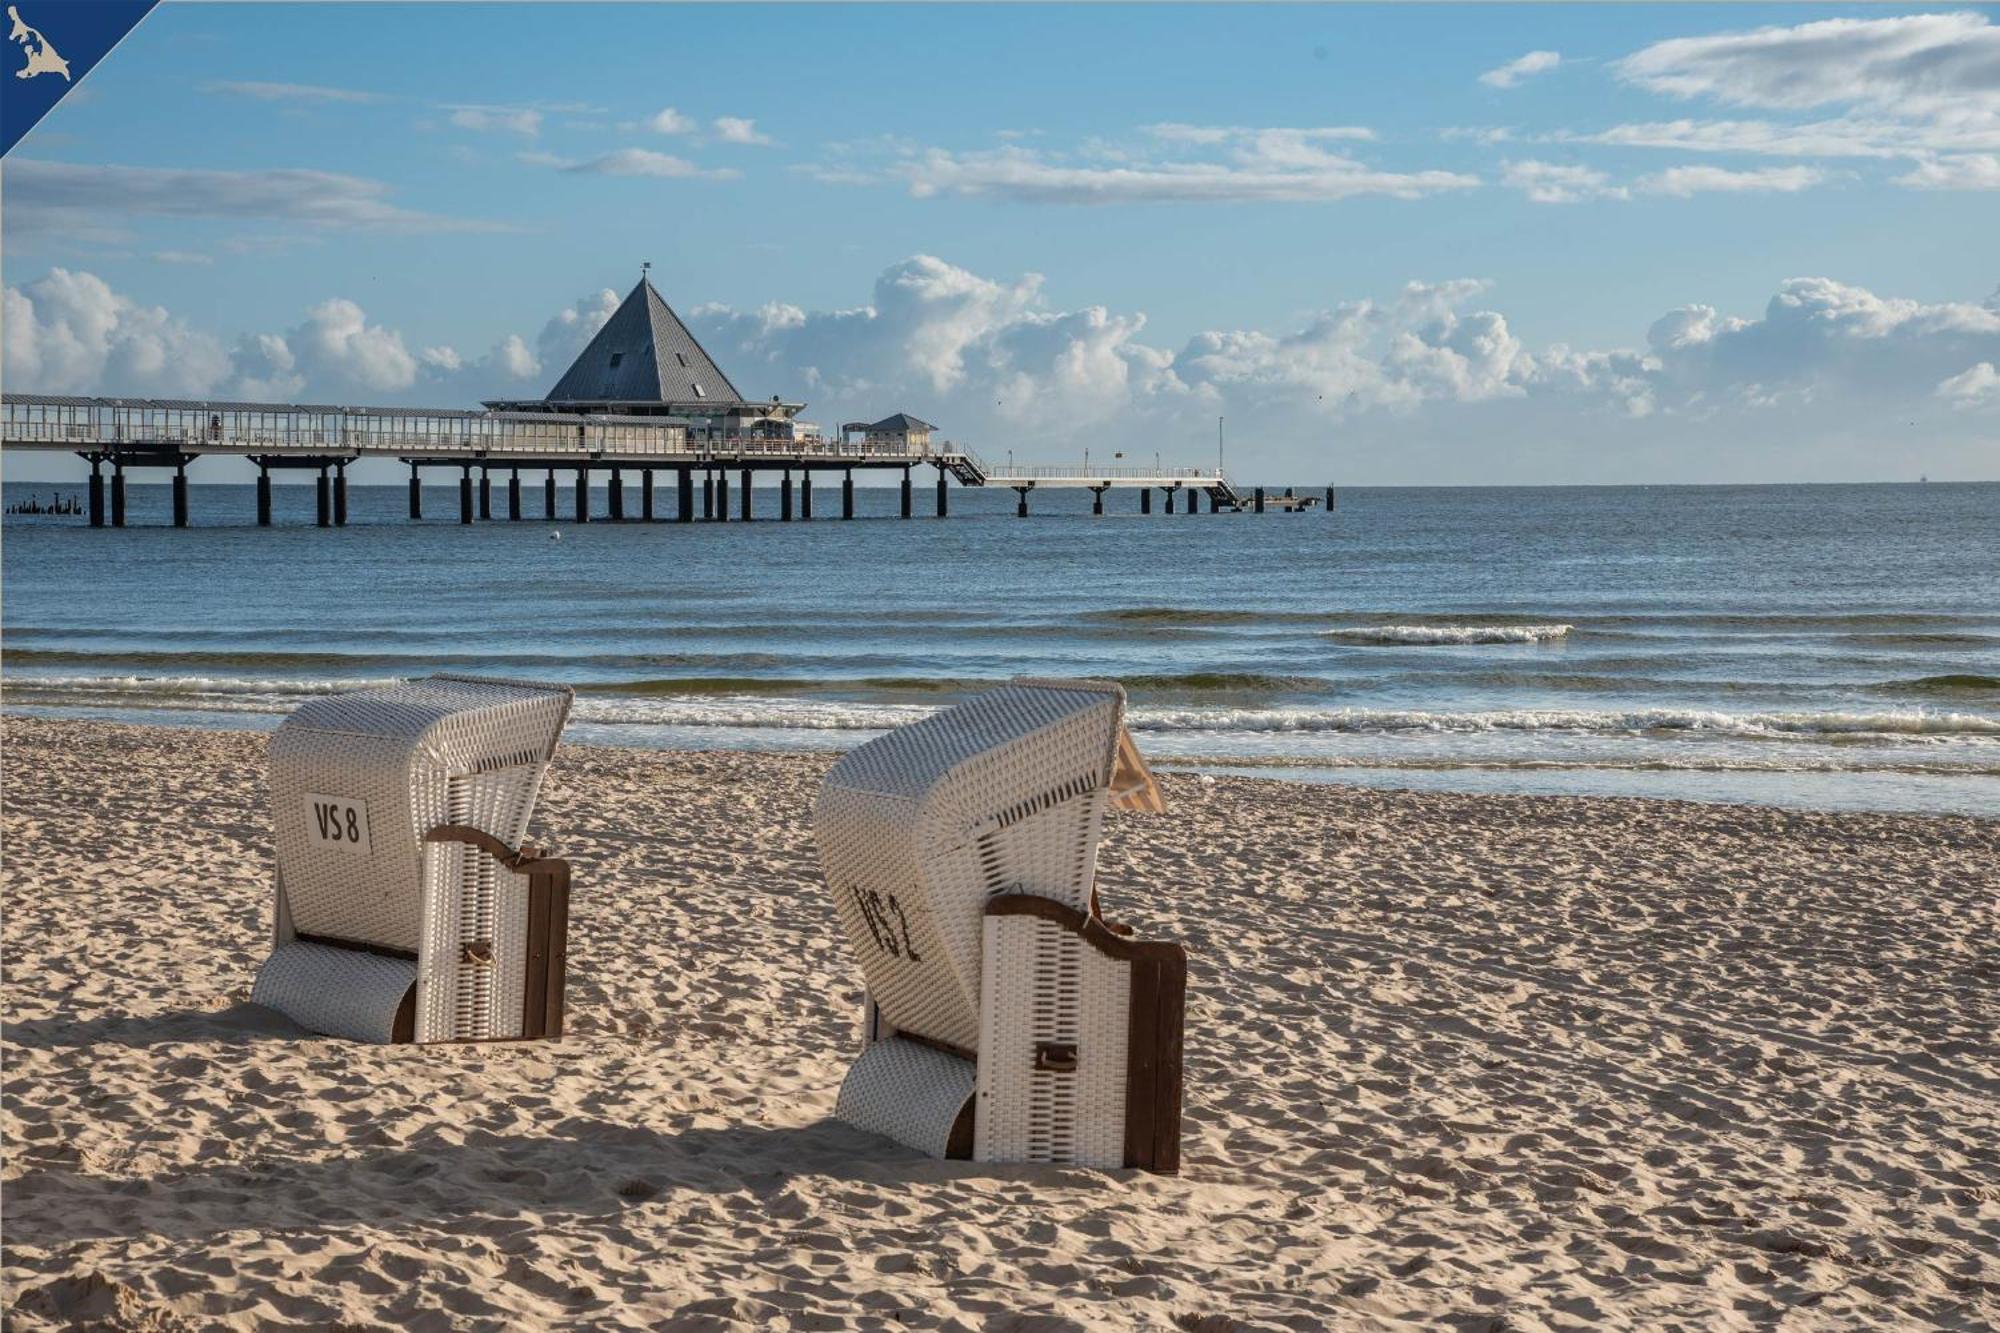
4,717 -> 1996,1329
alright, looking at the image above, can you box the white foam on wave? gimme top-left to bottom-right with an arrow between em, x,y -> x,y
10,675 -> 2000,743
1124,704 -> 2000,739
7,673 -> 400,705
569,696 -> 2000,742
1321,624 -> 1575,645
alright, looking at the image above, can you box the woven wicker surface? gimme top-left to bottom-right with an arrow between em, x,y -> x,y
817,680 -> 1124,1054
265,675 -> 570,1043
250,941 -> 416,1044
834,1035 -> 976,1159
975,914 -> 1131,1168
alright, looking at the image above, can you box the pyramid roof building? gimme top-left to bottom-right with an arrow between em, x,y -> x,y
546,276 -> 743,407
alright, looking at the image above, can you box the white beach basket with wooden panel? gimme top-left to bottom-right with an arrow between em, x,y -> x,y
250,674 -> 575,1044
816,678 -> 1185,1172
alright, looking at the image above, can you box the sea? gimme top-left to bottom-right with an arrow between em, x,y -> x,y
3,478 -> 1996,817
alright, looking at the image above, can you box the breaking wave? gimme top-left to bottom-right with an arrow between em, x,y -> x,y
1322,624 -> 1575,646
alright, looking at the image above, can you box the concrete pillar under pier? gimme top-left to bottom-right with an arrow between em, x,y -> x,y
936,466 -> 948,518
409,464 -> 422,520
677,467 -> 693,522
479,469 -> 492,521
1014,485 -> 1030,518
1091,485 -> 1108,516
740,469 -> 753,521
715,471 -> 729,521
173,462 -> 190,528
1140,487 -> 1151,515
608,468 -> 625,521
88,458 -> 105,527
1254,487 -> 1265,514
1187,488 -> 1200,515
900,467 -> 913,519
333,462 -> 348,526
545,469 -> 557,520
642,469 -> 655,521
317,467 -> 332,528
801,471 -> 813,519
258,464 -> 273,527
111,464 -> 128,527
460,467 -> 474,525
575,468 -> 590,523
781,470 -> 793,521
509,469 -> 522,521
702,470 -> 714,520
1164,487 -> 1176,514
842,469 -> 855,519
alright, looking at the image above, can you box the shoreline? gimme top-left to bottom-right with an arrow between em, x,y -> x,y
4,715 -> 1996,1328
6,704 -> 1996,818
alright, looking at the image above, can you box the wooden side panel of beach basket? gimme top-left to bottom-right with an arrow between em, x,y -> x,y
250,674 -> 575,1044
815,678 -> 1184,1172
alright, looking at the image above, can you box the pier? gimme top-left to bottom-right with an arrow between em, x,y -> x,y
2,271 -> 1331,528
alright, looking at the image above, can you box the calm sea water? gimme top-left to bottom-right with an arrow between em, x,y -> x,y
4,479 -> 1996,815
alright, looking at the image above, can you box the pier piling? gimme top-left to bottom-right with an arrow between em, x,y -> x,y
1187,488 -> 1200,515
316,466 -> 331,528
1091,484 -> 1107,516
509,468 -> 522,521
702,471 -> 714,520
544,469 -> 557,520
608,468 -> 625,521
333,462 -> 348,527
478,469 -> 492,521
716,471 -> 729,521
258,464 -> 273,527
900,467 -> 913,519
88,459 -> 104,527
1326,485 -> 1336,510
740,468 -> 753,521
842,469 -> 854,519
173,461 -> 190,528
800,471 -> 813,519
575,467 -> 590,524
936,466 -> 949,518
409,464 -> 422,520
781,469 -> 793,521
641,469 -> 655,521
1140,487 -> 1151,515
677,467 -> 693,522
111,464 -> 125,527
1014,485 -> 1030,518
1164,487 -> 1175,514
1254,487 -> 1265,514
459,466 -> 473,525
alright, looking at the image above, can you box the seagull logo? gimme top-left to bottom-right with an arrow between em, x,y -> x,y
7,5 -> 70,82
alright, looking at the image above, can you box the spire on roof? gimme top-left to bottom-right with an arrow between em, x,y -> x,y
542,273 -> 743,406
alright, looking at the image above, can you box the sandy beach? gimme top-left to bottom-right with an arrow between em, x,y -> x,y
2,714 -> 1995,1330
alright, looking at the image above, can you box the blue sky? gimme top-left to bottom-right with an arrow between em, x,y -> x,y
5,2 -> 1998,484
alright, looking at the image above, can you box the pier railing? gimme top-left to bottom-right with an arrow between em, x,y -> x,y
0,393 -> 984,468
982,463 -> 1224,483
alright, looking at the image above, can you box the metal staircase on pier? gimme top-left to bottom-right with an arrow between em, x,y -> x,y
941,448 -> 989,486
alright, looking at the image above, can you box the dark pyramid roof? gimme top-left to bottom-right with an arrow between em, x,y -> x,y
870,412 -> 936,431
544,277 -> 744,406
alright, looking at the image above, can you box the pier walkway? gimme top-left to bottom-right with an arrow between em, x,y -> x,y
2,392 -> 1313,527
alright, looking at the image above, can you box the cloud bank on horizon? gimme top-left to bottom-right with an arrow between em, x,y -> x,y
7,255 -> 1996,483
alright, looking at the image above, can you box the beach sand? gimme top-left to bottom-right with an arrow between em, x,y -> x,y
3,715 -> 1995,1330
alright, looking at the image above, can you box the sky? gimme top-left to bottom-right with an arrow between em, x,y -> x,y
3,1 -> 1998,486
